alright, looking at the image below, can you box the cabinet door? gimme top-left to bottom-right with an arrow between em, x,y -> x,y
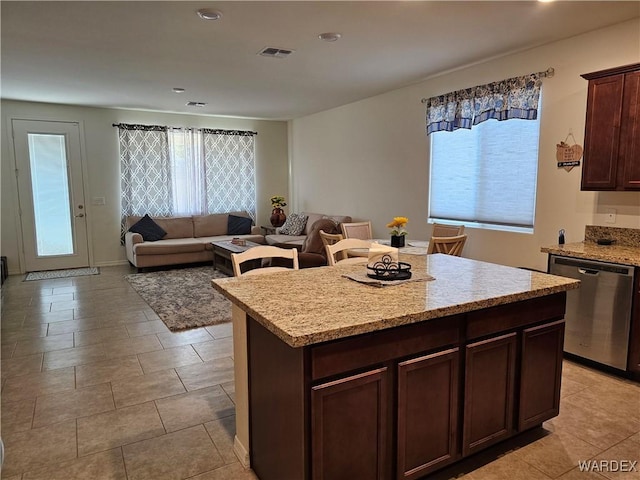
463,333 -> 517,456
519,320 -> 565,431
311,367 -> 389,480
581,74 -> 625,190
397,348 -> 459,480
620,71 -> 640,189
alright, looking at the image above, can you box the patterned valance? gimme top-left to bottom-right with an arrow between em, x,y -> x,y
113,123 -> 256,136
424,73 -> 544,135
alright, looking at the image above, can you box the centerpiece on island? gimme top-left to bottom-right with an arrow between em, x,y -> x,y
387,216 -> 408,248
270,195 -> 287,227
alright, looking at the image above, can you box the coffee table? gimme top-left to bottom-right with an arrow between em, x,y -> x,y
211,240 -> 263,276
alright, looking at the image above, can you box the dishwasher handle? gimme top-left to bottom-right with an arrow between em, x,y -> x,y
578,268 -> 600,276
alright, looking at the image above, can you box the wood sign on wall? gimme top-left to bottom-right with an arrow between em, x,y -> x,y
556,132 -> 583,172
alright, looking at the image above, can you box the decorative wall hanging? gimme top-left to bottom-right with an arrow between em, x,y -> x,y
556,132 -> 583,172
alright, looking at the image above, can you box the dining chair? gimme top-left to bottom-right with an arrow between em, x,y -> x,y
231,245 -> 299,276
340,221 -> 373,240
319,230 -> 343,247
431,223 -> 465,237
426,234 -> 467,256
325,238 -> 372,266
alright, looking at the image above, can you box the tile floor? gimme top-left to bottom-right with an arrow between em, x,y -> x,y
1,265 -> 639,479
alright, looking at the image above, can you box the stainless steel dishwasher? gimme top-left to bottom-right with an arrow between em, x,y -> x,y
549,255 -> 634,371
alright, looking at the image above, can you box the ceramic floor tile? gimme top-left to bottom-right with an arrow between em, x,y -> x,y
74,325 -> 130,346
77,402 -> 165,457
122,425 -> 225,480
97,310 -> 152,327
563,381 -> 640,423
547,398 -> 640,450
33,382 -> 115,428
137,344 -> 202,374
204,415 -> 238,464
205,322 -> 233,339
101,334 -> 163,359
2,341 -> 16,359
1,397 -> 36,434
630,433 -> 640,444
560,376 -> 590,398
22,448 -> 127,480
111,368 -> 186,408
156,328 -> 213,348
1,366 -> 75,403
46,317 -> 103,336
1,324 -> 48,343
556,468 -> 609,479
125,319 -> 171,337
192,337 -> 233,362
155,385 -> 234,432
1,419 -> 77,477
175,356 -> 235,391
43,344 -> 106,370
31,292 -> 75,305
76,355 -> 143,388
514,429 -> 602,478
465,453 -> 552,480
190,463 -> 260,480
13,332 -> 74,357
1,353 -> 43,379
221,381 -> 235,403
22,309 -> 75,324
591,437 -> 640,480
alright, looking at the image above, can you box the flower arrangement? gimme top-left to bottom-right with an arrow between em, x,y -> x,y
270,195 -> 287,209
387,216 -> 409,236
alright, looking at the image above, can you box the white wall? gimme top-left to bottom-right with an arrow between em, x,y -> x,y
1,101 -> 289,273
290,19 -> 640,271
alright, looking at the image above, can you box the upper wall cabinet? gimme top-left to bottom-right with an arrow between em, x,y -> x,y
581,63 -> 640,191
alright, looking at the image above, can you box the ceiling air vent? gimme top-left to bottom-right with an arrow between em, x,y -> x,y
258,47 -> 295,58
186,101 -> 207,107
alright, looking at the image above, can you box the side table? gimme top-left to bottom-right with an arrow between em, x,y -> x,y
261,225 -> 277,235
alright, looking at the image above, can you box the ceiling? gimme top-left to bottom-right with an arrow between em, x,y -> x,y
2,1 -> 639,120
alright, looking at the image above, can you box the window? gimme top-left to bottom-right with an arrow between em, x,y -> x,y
429,117 -> 540,232
117,123 -> 256,238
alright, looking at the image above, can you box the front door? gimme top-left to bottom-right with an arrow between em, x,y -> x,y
12,119 -> 90,272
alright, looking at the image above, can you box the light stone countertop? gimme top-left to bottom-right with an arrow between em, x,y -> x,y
211,254 -> 580,348
541,242 -> 640,267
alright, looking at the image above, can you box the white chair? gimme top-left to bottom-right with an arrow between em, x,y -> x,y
231,245 -> 299,276
319,230 -> 343,248
340,221 -> 373,240
432,223 -> 465,237
325,238 -> 372,266
426,234 -> 467,256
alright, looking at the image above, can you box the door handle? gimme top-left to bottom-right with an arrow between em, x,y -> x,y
75,213 -> 85,218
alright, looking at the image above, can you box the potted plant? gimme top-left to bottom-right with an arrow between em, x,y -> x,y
270,195 -> 287,227
387,216 -> 408,247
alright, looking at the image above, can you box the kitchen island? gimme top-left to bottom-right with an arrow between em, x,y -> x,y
211,254 -> 579,480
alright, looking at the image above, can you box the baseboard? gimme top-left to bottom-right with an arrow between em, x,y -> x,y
94,260 -> 131,267
233,435 -> 250,468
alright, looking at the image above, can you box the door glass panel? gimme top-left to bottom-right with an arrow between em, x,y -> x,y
27,133 -> 74,256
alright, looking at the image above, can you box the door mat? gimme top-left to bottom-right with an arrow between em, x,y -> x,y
24,267 -> 100,281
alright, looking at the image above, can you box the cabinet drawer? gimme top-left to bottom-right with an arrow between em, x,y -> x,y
311,316 -> 461,381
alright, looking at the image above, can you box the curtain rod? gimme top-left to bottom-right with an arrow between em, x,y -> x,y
420,67 -> 555,104
112,123 -> 257,135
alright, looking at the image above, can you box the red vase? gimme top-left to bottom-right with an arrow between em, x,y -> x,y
270,208 -> 286,227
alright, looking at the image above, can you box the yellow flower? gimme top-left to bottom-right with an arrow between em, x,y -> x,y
387,216 -> 408,235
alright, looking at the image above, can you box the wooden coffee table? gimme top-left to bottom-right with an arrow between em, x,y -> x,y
211,240 -> 263,276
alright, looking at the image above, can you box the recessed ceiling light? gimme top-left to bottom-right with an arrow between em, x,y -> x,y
197,8 -> 223,20
318,32 -> 342,42
172,87 -> 185,93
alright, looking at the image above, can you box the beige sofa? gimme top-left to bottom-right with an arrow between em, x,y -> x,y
125,212 -> 264,269
264,212 -> 352,246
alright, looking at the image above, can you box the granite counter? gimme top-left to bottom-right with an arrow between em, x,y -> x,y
541,241 -> 640,267
211,253 -> 579,348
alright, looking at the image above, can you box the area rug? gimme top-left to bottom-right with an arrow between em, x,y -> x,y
24,267 -> 100,281
125,266 -> 231,331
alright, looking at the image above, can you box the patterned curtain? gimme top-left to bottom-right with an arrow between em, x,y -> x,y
425,73 -> 542,135
202,130 -> 256,221
118,124 -> 172,240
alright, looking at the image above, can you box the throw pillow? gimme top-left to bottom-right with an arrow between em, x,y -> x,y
129,214 -> 167,242
227,214 -> 253,235
279,213 -> 308,236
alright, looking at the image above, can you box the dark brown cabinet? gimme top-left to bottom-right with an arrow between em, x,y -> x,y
463,333 -> 517,456
397,348 -> 460,480
581,63 -> 640,190
519,320 -> 564,430
311,368 -> 389,480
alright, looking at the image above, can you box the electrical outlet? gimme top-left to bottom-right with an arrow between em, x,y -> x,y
604,208 -> 616,224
